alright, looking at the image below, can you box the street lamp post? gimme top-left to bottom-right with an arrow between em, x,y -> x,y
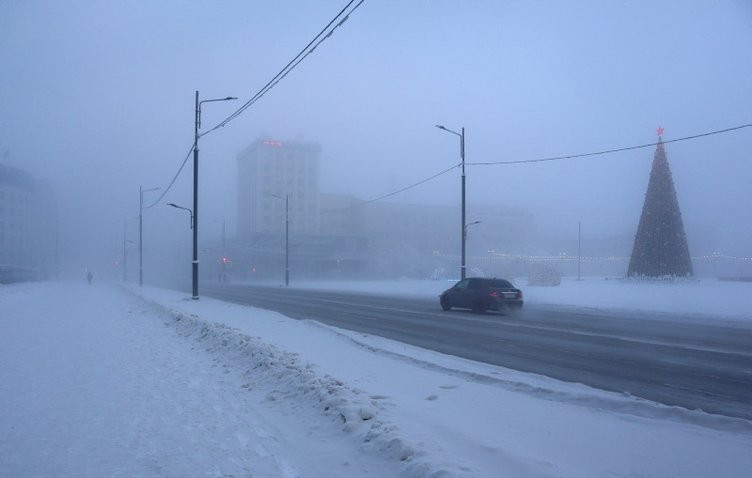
577,221 -> 582,281
167,203 -> 194,229
193,91 -> 237,300
220,217 -> 227,283
123,218 -> 128,282
464,220 -> 481,274
271,194 -> 289,287
436,124 -> 467,280
139,186 -> 160,287
464,220 -> 481,240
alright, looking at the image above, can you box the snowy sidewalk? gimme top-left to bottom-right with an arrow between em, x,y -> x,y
0,282 -> 396,477
2,281 -> 752,477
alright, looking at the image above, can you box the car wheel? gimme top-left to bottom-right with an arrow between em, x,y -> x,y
472,299 -> 487,314
440,295 -> 451,311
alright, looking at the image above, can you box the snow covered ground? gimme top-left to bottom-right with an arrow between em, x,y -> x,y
2,280 -> 751,477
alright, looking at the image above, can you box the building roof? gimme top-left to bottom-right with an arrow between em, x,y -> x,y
237,138 -> 322,158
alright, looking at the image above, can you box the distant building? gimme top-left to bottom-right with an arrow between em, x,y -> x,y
234,138 -> 369,279
237,138 -> 321,238
319,193 -> 366,236
362,201 -> 535,278
0,164 -> 56,281
232,138 -> 538,280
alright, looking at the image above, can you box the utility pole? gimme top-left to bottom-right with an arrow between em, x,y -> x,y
222,218 -> 226,255
192,90 -> 200,299
460,127 -> 466,280
123,218 -> 127,282
221,218 -> 226,283
192,91 -> 237,299
139,187 -> 143,286
436,125 -> 467,280
285,194 -> 289,287
577,221 -> 582,281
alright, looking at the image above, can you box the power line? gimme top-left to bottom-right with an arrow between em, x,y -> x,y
147,0 -> 366,209
319,163 -> 460,215
468,123 -> 752,166
282,122 -> 752,216
144,144 -> 194,209
202,0 -> 365,137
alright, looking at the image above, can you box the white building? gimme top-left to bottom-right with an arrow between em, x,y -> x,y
237,138 -> 321,238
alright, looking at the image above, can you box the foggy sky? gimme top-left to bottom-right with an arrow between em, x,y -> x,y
2,0 -> 751,276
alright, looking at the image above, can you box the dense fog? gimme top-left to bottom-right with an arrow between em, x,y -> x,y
2,1 -> 751,286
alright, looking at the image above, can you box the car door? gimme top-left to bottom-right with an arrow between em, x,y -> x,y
467,278 -> 484,306
448,279 -> 471,308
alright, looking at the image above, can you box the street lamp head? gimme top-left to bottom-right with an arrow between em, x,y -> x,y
167,203 -> 178,208
464,220 -> 482,231
225,97 -> 238,101
435,124 -> 461,137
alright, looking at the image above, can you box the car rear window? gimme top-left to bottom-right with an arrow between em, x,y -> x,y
486,279 -> 513,288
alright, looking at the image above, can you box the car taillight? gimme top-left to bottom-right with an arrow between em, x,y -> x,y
517,290 -> 523,299
490,290 -> 500,298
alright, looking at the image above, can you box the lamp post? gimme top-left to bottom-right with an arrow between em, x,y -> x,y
139,186 -> 160,287
464,220 -> 481,274
218,217 -> 227,283
123,218 -> 128,282
193,91 -> 237,300
436,124 -> 467,280
464,220 -> 481,238
271,194 -> 289,287
167,203 -> 194,229
123,218 -> 136,282
577,221 -> 582,281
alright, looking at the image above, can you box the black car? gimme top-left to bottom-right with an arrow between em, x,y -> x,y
439,277 -> 523,314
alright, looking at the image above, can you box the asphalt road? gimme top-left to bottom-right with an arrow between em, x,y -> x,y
202,283 -> 752,421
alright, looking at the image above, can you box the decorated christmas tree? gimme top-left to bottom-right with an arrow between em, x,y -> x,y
627,127 -> 693,278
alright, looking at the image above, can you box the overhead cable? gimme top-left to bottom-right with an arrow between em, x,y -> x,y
202,0 -> 365,137
319,163 -> 460,215
146,0 -> 365,209
468,123 -> 752,166
144,144 -> 194,209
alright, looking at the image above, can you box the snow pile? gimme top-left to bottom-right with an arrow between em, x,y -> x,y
141,296 -> 431,474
